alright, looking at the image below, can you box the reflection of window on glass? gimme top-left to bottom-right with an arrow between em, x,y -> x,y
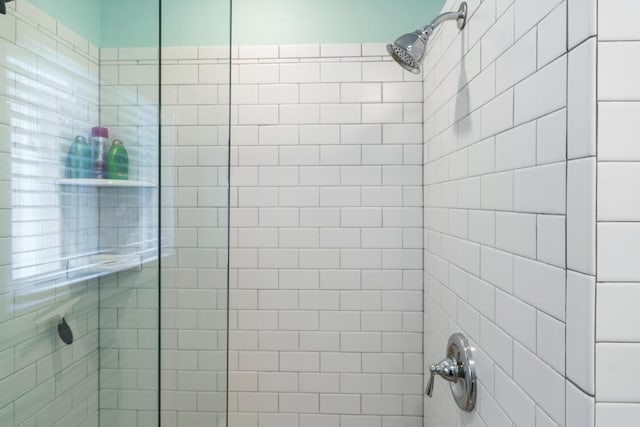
10,78 -> 70,284
5,25 -> 102,293
4,22 -> 163,297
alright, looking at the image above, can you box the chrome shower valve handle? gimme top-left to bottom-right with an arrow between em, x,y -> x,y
425,333 -> 477,412
425,357 -> 463,397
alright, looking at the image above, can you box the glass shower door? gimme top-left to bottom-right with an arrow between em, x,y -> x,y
159,1 -> 231,425
0,0 -> 231,424
98,2 -> 161,426
0,0 -> 162,425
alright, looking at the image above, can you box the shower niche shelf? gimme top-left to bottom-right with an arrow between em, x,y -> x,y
66,253 -> 143,278
56,178 -> 155,188
50,175 -> 159,285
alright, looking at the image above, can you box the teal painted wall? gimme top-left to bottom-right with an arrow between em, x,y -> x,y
160,0 -> 229,48
29,0 -> 446,47
29,0 -> 101,45
232,0 -> 446,45
99,0 -> 160,48
101,0 -> 445,47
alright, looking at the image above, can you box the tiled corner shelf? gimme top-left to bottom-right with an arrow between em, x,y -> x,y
56,178 -> 155,188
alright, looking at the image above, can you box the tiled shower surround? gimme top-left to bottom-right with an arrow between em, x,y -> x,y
8,0 -> 640,426
226,44 -> 424,427
423,0 -> 594,426
1,4 -> 425,425
140,42 -> 426,425
595,0 -> 640,424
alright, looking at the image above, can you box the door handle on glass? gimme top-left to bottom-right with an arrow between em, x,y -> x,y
425,333 -> 477,412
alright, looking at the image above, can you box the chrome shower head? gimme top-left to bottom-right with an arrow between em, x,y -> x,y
387,2 -> 467,74
386,31 -> 427,74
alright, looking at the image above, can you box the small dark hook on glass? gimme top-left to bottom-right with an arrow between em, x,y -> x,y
1,0 -> 15,15
58,317 -> 74,345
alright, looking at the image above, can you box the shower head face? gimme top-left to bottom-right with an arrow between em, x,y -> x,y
386,31 -> 426,74
388,2 -> 467,73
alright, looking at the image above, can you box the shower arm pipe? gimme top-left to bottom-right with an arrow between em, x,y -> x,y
418,6 -> 467,37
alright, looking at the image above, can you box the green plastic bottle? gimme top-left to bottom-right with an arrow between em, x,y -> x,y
106,139 -> 129,180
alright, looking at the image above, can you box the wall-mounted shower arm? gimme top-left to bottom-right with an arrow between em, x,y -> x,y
419,9 -> 464,37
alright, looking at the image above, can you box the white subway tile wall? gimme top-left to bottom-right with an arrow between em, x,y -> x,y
6,0 -> 632,426
424,0 -> 594,426
227,42 -> 424,427
596,0 -> 640,424
0,1 -> 103,426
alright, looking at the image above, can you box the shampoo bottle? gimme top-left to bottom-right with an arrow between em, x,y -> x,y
65,136 -> 88,178
106,139 -> 129,180
91,127 -> 108,178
